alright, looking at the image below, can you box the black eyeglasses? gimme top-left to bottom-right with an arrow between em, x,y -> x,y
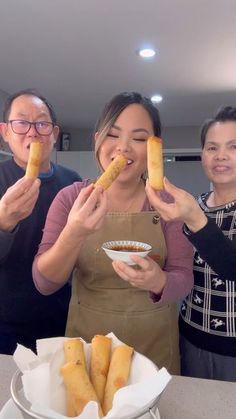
7,119 -> 54,136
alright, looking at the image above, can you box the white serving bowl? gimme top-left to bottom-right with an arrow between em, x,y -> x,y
10,369 -> 161,419
102,240 -> 152,265
11,368 -> 161,419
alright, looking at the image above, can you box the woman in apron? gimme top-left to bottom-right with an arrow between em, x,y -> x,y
33,92 -> 193,374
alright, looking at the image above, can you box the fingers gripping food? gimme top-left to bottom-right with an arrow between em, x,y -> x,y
61,361 -> 104,418
95,154 -> 127,190
147,136 -> 164,190
102,344 -> 134,415
90,335 -> 112,404
25,141 -> 43,179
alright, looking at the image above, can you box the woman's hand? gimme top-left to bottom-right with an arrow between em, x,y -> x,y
65,184 -> 108,242
112,256 -> 166,295
35,184 -> 108,286
145,177 -> 208,232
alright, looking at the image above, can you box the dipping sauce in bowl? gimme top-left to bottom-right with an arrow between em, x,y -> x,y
110,244 -> 145,252
102,240 -> 152,265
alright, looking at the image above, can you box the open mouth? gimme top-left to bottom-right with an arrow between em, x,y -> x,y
111,157 -> 133,166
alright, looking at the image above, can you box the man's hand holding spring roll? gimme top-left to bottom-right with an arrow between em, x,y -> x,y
0,177 -> 40,232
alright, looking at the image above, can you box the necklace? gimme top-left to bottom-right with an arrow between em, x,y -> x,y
108,183 -> 146,212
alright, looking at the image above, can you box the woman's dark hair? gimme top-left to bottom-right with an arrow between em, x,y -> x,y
3,88 -> 57,124
94,92 -> 161,164
200,105 -> 236,147
94,91 -> 161,137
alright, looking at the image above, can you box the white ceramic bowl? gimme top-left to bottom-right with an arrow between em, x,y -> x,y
11,369 -> 161,419
102,240 -> 152,265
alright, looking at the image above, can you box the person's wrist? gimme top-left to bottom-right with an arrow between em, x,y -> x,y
0,218 -> 18,233
184,213 -> 208,234
152,270 -> 166,295
60,224 -> 84,249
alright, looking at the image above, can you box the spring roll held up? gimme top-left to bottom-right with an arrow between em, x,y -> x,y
147,136 -> 164,190
25,141 -> 43,180
95,154 -> 127,190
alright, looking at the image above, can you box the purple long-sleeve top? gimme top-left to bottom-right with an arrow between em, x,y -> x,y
33,180 -> 194,304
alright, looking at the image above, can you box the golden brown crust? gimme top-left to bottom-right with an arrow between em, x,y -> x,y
61,336 -> 133,417
64,338 -> 86,365
63,339 -> 86,417
95,154 -> 127,190
90,335 -> 112,404
25,141 -> 43,179
147,136 -> 164,190
102,344 -> 134,415
61,361 -> 104,418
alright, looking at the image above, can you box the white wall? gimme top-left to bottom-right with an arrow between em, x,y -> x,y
0,89 -> 10,152
0,89 -> 10,153
164,160 -> 209,197
163,126 -> 200,149
0,89 -> 8,116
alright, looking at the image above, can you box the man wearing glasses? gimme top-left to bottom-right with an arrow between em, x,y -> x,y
0,89 -> 82,354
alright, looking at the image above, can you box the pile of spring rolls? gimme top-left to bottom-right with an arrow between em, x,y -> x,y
60,335 -> 134,418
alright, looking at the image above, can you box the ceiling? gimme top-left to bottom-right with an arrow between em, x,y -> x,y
0,0 -> 236,130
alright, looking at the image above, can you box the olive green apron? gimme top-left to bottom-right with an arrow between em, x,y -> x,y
66,211 -> 180,374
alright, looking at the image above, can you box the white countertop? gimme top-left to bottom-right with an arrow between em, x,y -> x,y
1,354 -> 236,418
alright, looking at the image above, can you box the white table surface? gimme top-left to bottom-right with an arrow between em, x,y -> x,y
1,354 -> 236,418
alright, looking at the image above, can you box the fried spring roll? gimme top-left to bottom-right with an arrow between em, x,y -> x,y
61,361 -> 104,418
25,141 -> 43,179
63,339 -> 86,417
147,136 -> 164,190
95,154 -> 127,190
102,344 -> 134,415
64,338 -> 86,366
90,335 -> 112,404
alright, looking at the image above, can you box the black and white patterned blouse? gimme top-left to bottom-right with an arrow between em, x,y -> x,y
179,192 -> 236,356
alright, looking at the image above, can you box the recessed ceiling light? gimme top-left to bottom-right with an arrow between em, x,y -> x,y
151,94 -> 163,104
138,48 -> 156,58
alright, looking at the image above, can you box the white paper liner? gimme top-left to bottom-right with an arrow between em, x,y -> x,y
13,333 -> 171,418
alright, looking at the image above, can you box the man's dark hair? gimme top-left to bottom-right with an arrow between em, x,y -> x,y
3,88 -> 57,124
200,105 -> 236,147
